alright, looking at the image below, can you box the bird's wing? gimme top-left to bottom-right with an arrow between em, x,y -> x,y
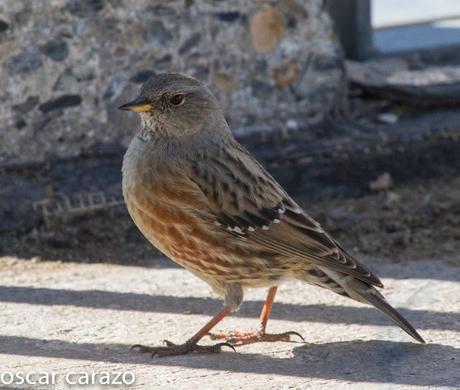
185,140 -> 383,288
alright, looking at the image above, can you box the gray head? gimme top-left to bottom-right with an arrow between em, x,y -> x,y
119,73 -> 226,138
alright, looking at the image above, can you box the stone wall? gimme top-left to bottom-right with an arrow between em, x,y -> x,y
0,0 -> 344,164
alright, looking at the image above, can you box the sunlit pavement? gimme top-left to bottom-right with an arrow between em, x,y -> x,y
0,256 -> 458,389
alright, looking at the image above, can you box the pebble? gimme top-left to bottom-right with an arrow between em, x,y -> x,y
54,69 -> 78,91
179,32 -> 201,55
214,12 -> 241,22
6,51 -> 43,75
377,112 -> 399,124
39,95 -> 82,113
386,191 -> 401,203
286,119 -> 299,130
369,172 -> 393,191
143,21 -> 173,46
250,7 -> 285,53
0,19 -> 9,32
39,37 -> 69,62
12,96 -> 39,113
65,0 -> 105,17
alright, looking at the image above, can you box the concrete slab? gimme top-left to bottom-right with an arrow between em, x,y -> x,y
0,256 -> 458,389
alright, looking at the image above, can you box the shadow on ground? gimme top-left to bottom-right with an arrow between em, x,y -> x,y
0,286 -> 458,331
0,335 -> 457,387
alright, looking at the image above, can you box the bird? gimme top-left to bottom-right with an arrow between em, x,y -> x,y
119,73 -> 425,357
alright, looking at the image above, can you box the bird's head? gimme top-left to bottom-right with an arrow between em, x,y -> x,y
119,73 -> 225,138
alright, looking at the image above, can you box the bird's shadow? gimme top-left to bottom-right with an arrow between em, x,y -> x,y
0,285 -> 458,331
0,335 -> 458,387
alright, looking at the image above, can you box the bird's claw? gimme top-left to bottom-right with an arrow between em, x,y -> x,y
208,329 -> 305,345
281,331 -> 305,342
130,340 -> 235,357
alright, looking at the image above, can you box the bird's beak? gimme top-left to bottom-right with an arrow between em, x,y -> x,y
118,97 -> 153,112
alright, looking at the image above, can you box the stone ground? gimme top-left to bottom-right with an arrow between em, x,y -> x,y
0,254 -> 458,389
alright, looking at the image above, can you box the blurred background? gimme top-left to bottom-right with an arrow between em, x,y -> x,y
1,0 -> 459,265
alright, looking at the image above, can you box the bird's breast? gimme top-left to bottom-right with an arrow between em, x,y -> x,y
123,182 -> 278,284
121,140 -> 286,285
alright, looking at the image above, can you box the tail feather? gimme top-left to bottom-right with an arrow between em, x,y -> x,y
316,267 -> 425,344
344,278 -> 425,344
356,287 -> 425,343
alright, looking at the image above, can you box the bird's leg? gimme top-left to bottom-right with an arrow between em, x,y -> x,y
131,307 -> 235,357
208,287 -> 304,346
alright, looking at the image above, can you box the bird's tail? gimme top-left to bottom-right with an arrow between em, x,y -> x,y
366,289 -> 425,343
314,268 -> 426,344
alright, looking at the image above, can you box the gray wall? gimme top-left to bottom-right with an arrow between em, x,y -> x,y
0,0 -> 343,163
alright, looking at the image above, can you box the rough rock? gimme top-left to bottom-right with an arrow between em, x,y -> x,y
0,0 -> 343,164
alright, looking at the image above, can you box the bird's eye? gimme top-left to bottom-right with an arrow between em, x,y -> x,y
170,94 -> 185,106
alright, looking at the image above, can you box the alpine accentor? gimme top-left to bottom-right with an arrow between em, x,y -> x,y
119,73 -> 424,357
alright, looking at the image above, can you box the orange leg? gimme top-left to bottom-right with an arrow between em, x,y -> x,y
258,285 -> 278,332
209,287 -> 304,346
132,307 -> 235,357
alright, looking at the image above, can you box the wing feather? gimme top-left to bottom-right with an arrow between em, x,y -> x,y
184,140 -> 383,288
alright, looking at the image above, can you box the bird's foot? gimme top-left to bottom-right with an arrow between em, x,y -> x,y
131,339 -> 235,358
208,329 -> 304,346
